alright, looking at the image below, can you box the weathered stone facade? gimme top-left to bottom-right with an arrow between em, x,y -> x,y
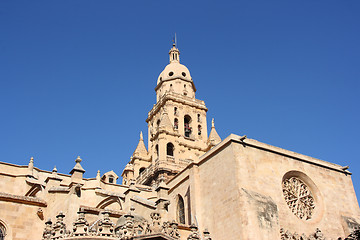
0,44 -> 360,240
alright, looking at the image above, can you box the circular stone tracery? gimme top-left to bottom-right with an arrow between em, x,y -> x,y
282,177 -> 315,220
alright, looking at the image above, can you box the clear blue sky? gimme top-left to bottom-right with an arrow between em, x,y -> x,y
1,1 -> 359,201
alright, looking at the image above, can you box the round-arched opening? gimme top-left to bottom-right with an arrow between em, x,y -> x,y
198,125 -> 202,135
282,171 -> 323,223
155,144 -> 159,158
0,223 -> 5,240
167,142 -> 174,156
108,175 -> 114,184
177,195 -> 185,224
139,167 -> 145,175
174,118 -> 179,130
169,71 -> 174,76
184,115 -> 192,137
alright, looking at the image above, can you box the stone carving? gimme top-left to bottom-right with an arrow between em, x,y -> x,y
70,208 -> 89,237
42,219 -> 53,240
282,177 -> 315,220
148,212 -> 162,233
42,208 -> 185,240
280,228 -> 325,240
339,226 -> 360,240
162,220 -> 180,239
203,228 -> 212,240
96,210 -> 116,237
52,212 -> 68,239
187,224 -> 200,240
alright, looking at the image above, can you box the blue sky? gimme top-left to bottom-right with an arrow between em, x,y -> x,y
1,1 -> 359,201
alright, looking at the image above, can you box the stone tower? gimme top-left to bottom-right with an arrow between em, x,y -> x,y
122,43 -> 221,186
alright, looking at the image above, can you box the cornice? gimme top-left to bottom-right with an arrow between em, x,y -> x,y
146,93 -> 207,123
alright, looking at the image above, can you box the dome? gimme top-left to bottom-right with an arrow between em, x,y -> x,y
157,62 -> 192,85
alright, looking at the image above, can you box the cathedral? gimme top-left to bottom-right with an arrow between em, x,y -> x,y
0,43 -> 359,240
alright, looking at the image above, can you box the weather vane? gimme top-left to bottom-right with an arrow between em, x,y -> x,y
173,33 -> 177,47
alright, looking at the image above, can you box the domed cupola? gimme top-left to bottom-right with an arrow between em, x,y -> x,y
156,43 -> 196,101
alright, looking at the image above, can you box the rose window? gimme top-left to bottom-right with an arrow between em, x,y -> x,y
282,177 -> 315,220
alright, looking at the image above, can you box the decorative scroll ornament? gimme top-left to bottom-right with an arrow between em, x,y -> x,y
282,177 -> 315,220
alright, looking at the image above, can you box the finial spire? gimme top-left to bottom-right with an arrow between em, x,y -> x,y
212,118 -> 215,128
140,131 -> 143,140
174,33 -> 177,47
75,156 -> 82,163
169,35 -> 180,63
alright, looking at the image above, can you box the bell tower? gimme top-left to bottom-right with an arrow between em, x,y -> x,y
129,42 -> 221,186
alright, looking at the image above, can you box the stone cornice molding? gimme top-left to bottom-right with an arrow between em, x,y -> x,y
201,134 -> 351,175
79,205 -> 124,218
95,189 -> 125,198
130,195 -> 157,209
146,93 -> 207,123
155,76 -> 196,92
0,192 -> 47,207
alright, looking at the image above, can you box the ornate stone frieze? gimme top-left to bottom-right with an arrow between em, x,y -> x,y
41,209 -> 214,240
280,228 -> 325,240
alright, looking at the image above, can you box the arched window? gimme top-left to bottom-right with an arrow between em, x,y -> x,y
174,107 -> 177,115
1,222 -> 6,240
177,195 -> 185,224
108,175 -> 114,184
139,167 -> 145,175
167,143 -> 174,156
155,145 -> 159,158
198,125 -> 202,135
197,114 -> 201,122
184,115 -> 192,137
174,118 -> 178,130
156,120 -> 161,129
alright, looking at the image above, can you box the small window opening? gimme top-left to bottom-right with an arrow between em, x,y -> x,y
182,72 -> 186,77
0,223 -> 5,240
157,120 -> 161,129
198,125 -> 202,135
75,186 -> 81,197
108,176 -> 114,184
184,115 -> 192,137
174,107 -> 177,115
139,167 -> 145,175
184,84 -> 186,88
197,114 -> 201,122
155,144 -> 159,158
174,118 -> 179,130
169,71 -> 174,76
177,195 -> 185,224
167,142 -> 174,156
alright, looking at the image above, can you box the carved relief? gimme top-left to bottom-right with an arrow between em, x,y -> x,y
280,228 -> 325,240
282,177 -> 315,220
